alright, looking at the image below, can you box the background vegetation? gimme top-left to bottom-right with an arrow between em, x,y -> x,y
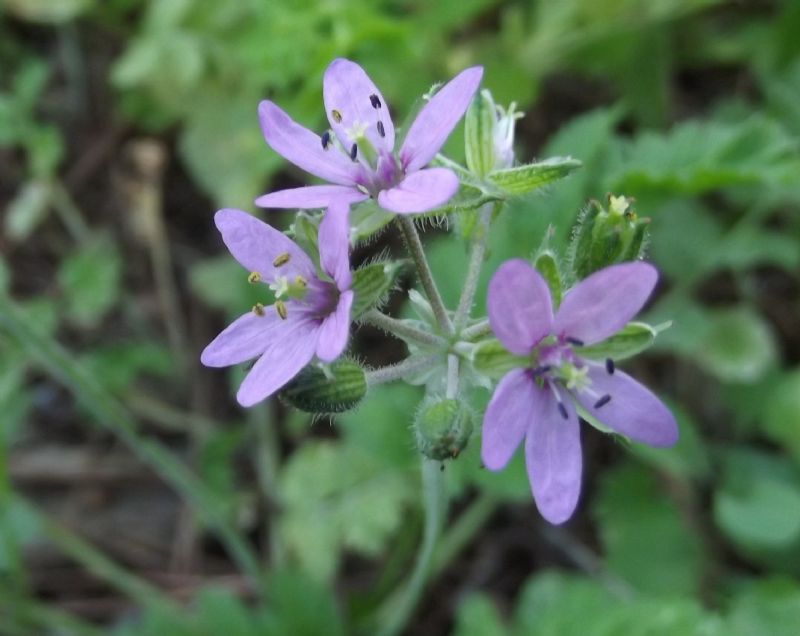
1,0 -> 799,634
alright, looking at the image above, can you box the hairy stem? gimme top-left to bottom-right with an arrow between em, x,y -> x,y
361,309 -> 447,347
446,354 -> 459,399
366,354 -> 439,387
461,318 -> 492,341
397,216 -> 453,336
453,204 -> 494,332
377,459 -> 446,636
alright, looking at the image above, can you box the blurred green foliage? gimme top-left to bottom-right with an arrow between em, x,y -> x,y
2,0 -> 800,635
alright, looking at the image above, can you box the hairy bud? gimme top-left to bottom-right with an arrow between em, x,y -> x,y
279,359 -> 367,413
414,398 -> 474,461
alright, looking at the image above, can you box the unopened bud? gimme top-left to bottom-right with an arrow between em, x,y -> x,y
279,359 -> 367,413
568,195 -> 650,279
414,398 -> 474,461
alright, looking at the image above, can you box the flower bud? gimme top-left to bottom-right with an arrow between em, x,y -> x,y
568,195 -> 650,279
279,359 -> 366,413
414,398 -> 474,461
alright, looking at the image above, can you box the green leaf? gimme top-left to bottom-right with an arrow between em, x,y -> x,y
4,180 -> 52,242
594,462 -> 705,596
727,578 -> 800,636
453,594 -> 509,636
58,234 -> 122,327
576,321 -> 662,361
351,260 -> 406,318
695,307 -> 777,383
279,440 -> 414,581
488,157 -> 582,196
80,342 -> 173,394
189,256 -> 264,315
764,369 -> 800,462
261,569 -> 346,636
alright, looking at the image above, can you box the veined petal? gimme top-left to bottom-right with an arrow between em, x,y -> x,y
553,262 -> 658,345
318,201 -> 352,290
526,388 -> 582,525
255,185 -> 368,209
575,364 -> 679,447
315,289 -> 353,362
376,168 -> 459,214
400,66 -> 483,172
323,58 -> 395,154
200,310 -> 281,367
214,208 -> 315,280
481,369 -> 536,470
488,259 -> 553,356
236,317 -> 319,407
258,100 -> 360,186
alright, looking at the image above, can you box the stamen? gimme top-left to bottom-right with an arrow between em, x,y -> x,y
356,184 -> 370,195
377,121 -> 385,137
566,337 -> 585,347
321,131 -> 331,150
605,358 -> 615,375
252,303 -> 266,317
369,94 -> 381,109
557,402 -> 569,420
349,143 -> 358,161
594,394 -> 612,409
531,365 -> 552,376
273,252 -> 291,267
275,300 -> 288,320
331,109 -> 342,123
248,271 -> 262,284
294,275 -> 307,288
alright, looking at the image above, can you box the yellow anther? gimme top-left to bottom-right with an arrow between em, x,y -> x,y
252,303 -> 266,317
331,109 -> 342,123
294,275 -> 307,289
248,271 -> 262,284
273,252 -> 291,267
275,300 -> 288,320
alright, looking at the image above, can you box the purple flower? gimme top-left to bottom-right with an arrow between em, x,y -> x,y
482,260 -> 678,524
201,204 -> 353,407
255,58 -> 483,215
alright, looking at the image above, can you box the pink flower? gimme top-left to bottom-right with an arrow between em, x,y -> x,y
201,204 -> 353,407
255,58 -> 483,214
482,260 -> 678,524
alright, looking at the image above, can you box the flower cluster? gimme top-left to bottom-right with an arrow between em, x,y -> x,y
201,57 -> 678,525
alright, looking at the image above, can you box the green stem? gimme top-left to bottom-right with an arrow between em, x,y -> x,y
377,459 -> 446,636
361,309 -> 447,347
0,597 -> 107,636
0,295 -> 264,591
430,494 -> 496,579
446,354 -> 459,399
50,180 -> 91,244
397,216 -> 453,336
461,319 -> 491,341
251,404 -> 285,567
453,204 -> 494,332
366,354 -> 439,387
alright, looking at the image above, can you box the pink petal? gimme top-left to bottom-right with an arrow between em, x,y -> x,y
315,290 -> 353,362
376,168 -> 459,214
318,201 -> 352,290
214,208 -> 314,280
400,66 -> 483,172
553,262 -> 658,345
255,185 -> 368,209
575,364 -> 679,447
258,100 -> 361,186
200,310 -> 281,367
488,259 -> 553,356
323,58 -> 395,154
526,389 -> 582,525
481,369 -> 536,470
236,317 -> 319,407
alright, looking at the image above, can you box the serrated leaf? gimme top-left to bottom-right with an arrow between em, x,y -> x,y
58,234 -> 122,327
487,157 -> 582,195
576,321 -> 661,361
279,441 -> 414,581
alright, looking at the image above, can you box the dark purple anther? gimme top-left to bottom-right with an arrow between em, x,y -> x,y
566,337 -> 584,347
321,131 -> 331,150
594,394 -> 612,409
605,358 -> 615,375
370,93 -> 381,109
377,120 -> 385,137
557,402 -> 568,420
349,143 -> 358,161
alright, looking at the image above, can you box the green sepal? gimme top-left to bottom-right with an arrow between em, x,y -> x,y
279,359 -> 367,414
576,321 -> 670,361
465,90 -> 496,177
470,338 -> 527,380
288,212 -> 320,264
487,157 -> 581,196
532,231 -> 564,307
414,398 -> 474,461
351,260 -> 406,318
349,199 -> 395,242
